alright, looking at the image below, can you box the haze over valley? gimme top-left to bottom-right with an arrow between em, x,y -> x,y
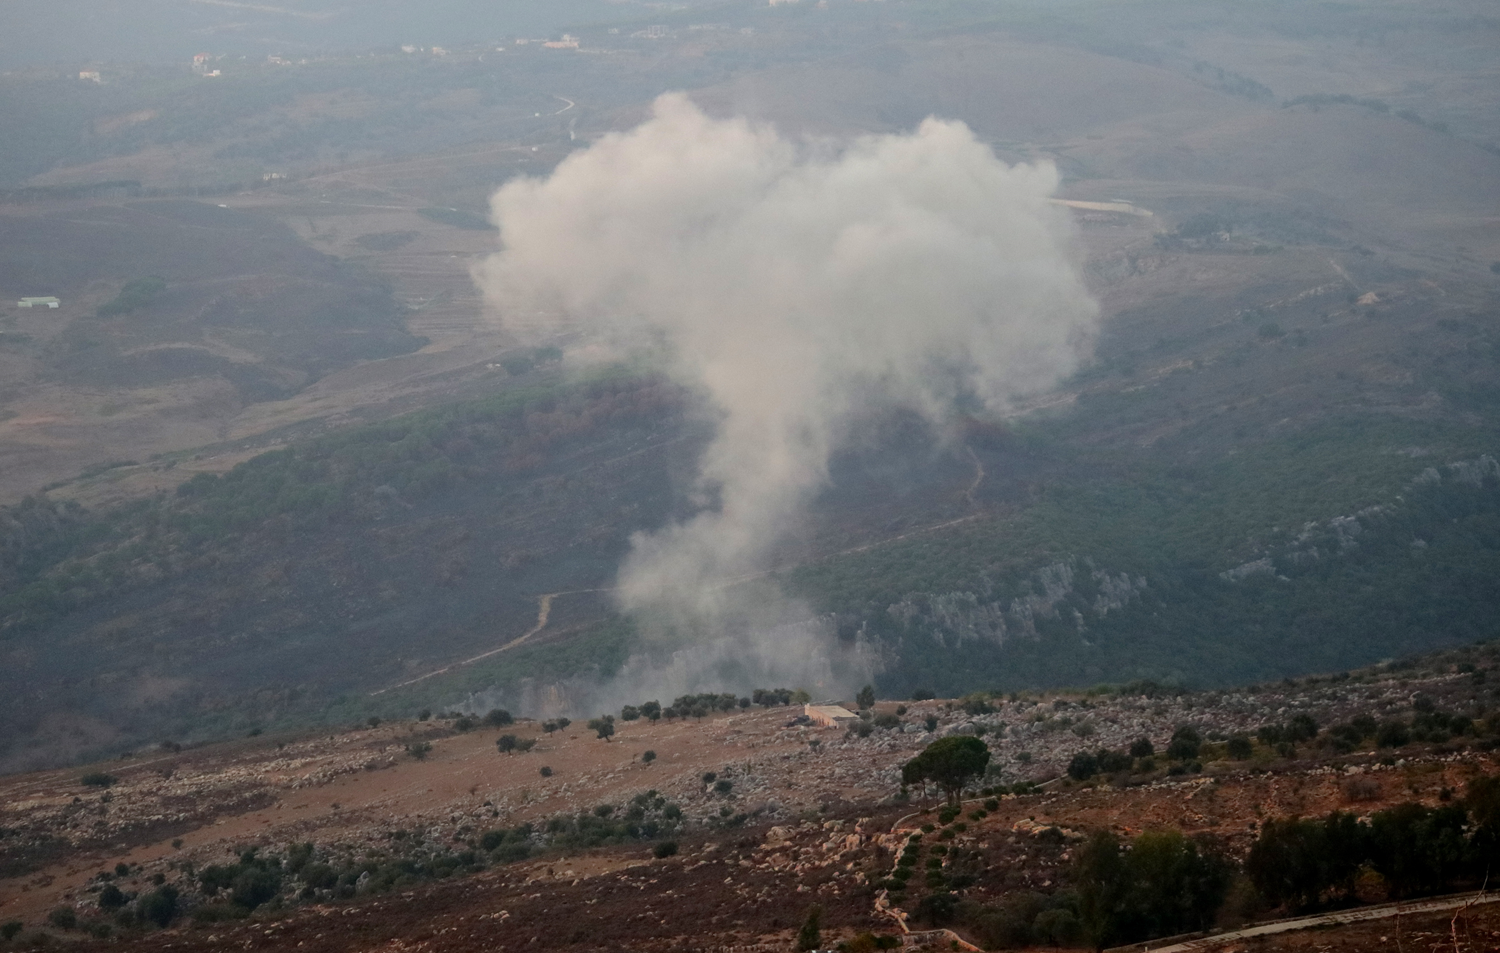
1,2 -> 1498,950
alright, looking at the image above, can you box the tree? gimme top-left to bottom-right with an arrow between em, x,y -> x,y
1286,713 -> 1319,742
642,750 -> 657,764
1069,751 -> 1099,781
1076,829 -> 1230,949
1226,736 -> 1253,760
484,709 -> 514,727
1248,816 -> 1322,911
795,905 -> 822,952
97,884 -> 126,911
1076,831 -> 1129,950
1369,802 -> 1470,897
1125,830 -> 1231,940
588,716 -> 615,741
1129,737 -> 1155,759
1166,726 -> 1201,760
1466,774 -> 1500,866
902,736 -> 991,805
138,885 -> 179,927
1377,720 -> 1411,748
621,705 -> 640,721
856,685 -> 876,710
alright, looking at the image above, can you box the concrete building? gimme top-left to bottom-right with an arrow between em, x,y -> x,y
18,297 -> 59,309
804,703 -> 857,728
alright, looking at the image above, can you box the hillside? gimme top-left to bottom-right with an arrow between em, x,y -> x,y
0,200 -> 425,501
2,229 -> 1499,769
2,643 -> 1500,950
2,3 -> 1499,950
0,0 -> 1495,770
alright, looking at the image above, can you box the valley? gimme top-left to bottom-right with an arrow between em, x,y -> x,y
0,16 -> 1497,953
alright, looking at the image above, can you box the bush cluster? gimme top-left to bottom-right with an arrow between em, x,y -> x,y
1075,829 -> 1231,948
1248,777 -> 1500,909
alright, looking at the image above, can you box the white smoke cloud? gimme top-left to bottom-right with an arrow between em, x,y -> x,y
474,93 -> 1096,699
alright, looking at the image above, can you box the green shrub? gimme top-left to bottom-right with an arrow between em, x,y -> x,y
300,863 -> 337,890
97,884 -> 126,910
138,885 -> 179,928
1377,720 -> 1411,748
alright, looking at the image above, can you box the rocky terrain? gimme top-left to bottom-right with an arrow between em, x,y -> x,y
3,641 -> 1500,950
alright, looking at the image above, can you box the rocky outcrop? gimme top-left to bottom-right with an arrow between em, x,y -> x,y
886,558 -> 1148,648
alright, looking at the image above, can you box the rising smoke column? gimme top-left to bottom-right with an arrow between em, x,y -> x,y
475,93 -> 1097,646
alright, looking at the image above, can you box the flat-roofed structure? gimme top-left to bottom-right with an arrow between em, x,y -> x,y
18,297 -> 59,309
804,703 -> 857,728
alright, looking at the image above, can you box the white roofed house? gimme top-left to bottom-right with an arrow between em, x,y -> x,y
18,297 -> 60,309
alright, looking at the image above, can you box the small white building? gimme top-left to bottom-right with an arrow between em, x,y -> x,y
18,297 -> 59,309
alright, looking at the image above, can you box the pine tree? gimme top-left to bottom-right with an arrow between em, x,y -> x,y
795,905 -> 822,952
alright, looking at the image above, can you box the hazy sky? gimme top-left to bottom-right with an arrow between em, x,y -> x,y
0,0 -> 652,68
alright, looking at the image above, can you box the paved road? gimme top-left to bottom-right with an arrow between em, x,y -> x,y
1110,892 -> 1500,952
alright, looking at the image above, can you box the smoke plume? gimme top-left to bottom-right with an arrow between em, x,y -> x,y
475,93 -> 1097,699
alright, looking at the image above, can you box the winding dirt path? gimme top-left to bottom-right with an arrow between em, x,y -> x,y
371,441 -> 993,697
369,589 -> 602,696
